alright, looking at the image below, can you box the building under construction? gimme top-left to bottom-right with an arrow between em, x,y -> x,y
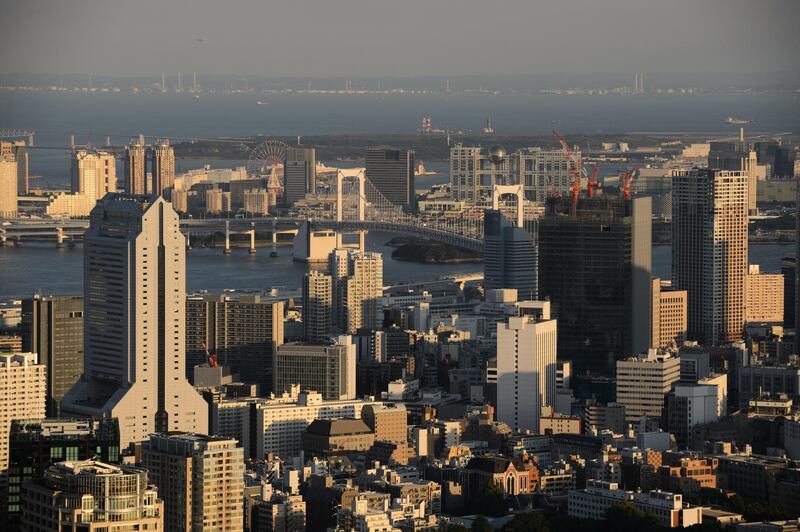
538,195 -> 652,376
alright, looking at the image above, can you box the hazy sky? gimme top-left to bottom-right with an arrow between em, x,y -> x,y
2,0 -> 798,77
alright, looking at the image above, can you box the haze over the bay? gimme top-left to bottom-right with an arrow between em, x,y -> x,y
1,0 -> 798,78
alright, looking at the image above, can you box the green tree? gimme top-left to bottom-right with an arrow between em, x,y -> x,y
604,502 -> 665,532
475,480 -> 507,517
472,515 -> 493,532
501,511 -> 551,532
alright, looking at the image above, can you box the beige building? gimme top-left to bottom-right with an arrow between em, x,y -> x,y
142,433 -> 244,532
21,460 -> 163,532
616,348 -> 681,422
212,389 -> 382,460
71,149 -> 116,203
62,195 -> 208,449
329,249 -> 384,334
0,140 -> 28,194
0,157 -> 17,217
301,418 -> 375,457
651,279 -> 688,348
497,302 -> 557,434
243,188 -> 275,214
745,264 -> 784,323
44,192 -> 93,218
150,140 -> 175,196
125,141 -> 147,195
302,270 -> 333,342
0,352 -> 46,471
274,337 -> 356,400
672,169 -> 748,344
362,403 -> 408,443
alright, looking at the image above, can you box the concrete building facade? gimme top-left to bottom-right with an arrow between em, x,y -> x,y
62,195 -> 208,449
0,353 -> 46,472
616,349 -> 680,422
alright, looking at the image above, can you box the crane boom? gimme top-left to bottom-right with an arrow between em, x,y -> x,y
553,130 -> 582,212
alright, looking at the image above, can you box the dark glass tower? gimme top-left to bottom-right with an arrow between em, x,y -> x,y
365,148 -> 415,211
483,209 -> 537,300
538,196 -> 652,376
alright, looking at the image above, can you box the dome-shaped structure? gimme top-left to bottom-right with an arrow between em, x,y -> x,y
488,145 -> 506,165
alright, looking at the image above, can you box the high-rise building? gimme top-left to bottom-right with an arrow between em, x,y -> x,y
650,279 -> 688,349
303,270 -> 333,342
0,157 -> 17,218
616,349 -> 680,422
449,145 -> 576,204
745,264 -> 784,323
71,149 -> 116,202
781,255 -> 795,328
243,188 -> 274,214
142,433 -> 244,532
496,302 -> 557,434
0,140 -> 28,195
21,295 -> 84,417
538,196 -> 652,376
125,141 -> 147,195
283,147 -> 316,206
0,353 -> 46,472
150,140 -> 175,196
708,142 -> 758,215
667,383 -> 720,447
6,418 -> 120,522
274,337 -> 356,400
328,249 -> 383,334
20,461 -> 164,532
483,209 -> 537,300
185,294 -> 284,392
62,195 -> 208,449
672,169 -> 748,344
365,148 -> 415,210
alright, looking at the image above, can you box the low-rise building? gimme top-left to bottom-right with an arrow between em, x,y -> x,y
301,418 -> 375,457
568,480 -> 702,528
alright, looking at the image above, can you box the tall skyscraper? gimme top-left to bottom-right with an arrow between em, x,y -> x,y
62,194 -> 208,449
21,295 -> 84,417
20,461 -> 164,532
496,302 -> 557,433
672,169 -> 748,344
0,140 -> 28,195
274,336 -> 356,400
0,353 -> 46,472
125,141 -> 147,195
538,196 -> 652,376
71,149 -> 117,203
328,249 -> 383,334
150,140 -> 175,196
365,148 -> 415,211
483,209 -> 537,300
708,142 -> 758,215
303,270 -> 333,342
185,293 -> 284,392
142,433 -> 244,532
0,157 -> 17,218
283,147 -> 316,206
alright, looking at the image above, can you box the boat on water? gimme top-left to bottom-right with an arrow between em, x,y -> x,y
725,116 -> 752,125
256,100 -> 269,106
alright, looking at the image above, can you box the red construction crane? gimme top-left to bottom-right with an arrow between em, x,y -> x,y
620,167 -> 638,200
553,130 -> 582,212
200,341 -> 219,368
586,166 -> 600,198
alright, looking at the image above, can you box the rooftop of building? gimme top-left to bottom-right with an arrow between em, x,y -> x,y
49,460 -> 138,477
305,418 -> 371,436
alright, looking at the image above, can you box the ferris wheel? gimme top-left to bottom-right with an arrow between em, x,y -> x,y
247,139 -> 289,198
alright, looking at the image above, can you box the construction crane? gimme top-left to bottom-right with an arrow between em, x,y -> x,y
553,130 -> 582,214
200,341 -> 219,368
620,167 -> 638,200
586,166 -> 600,198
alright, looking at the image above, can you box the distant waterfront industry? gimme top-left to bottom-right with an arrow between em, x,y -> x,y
0,122 -> 799,531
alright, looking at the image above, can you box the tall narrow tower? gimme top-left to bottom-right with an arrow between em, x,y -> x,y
150,140 -> 175,196
62,194 -> 208,448
125,141 -> 147,195
672,169 -> 748,344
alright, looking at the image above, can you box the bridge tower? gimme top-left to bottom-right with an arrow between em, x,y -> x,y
336,168 -> 367,250
492,184 -> 525,228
